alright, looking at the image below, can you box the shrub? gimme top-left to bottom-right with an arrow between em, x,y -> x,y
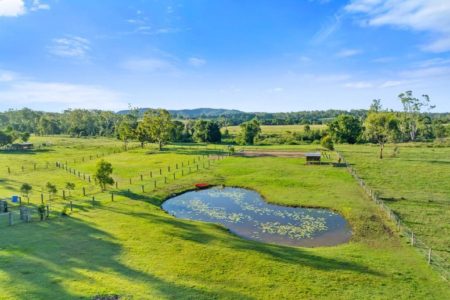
321,135 -> 334,150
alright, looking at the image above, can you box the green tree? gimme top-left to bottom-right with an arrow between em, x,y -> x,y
0,130 -> 13,147
364,112 -> 400,159
65,182 -> 75,196
328,114 -> 362,144
140,109 -> 173,150
20,132 -> 31,142
116,116 -> 137,150
94,160 -> 114,191
193,120 -> 221,143
398,91 -> 434,141
239,119 -> 261,145
46,182 -> 57,200
320,135 -> 334,150
20,183 -> 32,199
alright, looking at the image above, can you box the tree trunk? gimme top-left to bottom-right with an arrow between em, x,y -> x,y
158,140 -> 162,151
379,143 -> 384,159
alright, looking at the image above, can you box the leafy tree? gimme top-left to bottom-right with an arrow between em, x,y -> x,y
364,112 -> 400,159
193,120 -> 221,143
0,130 -> 13,147
65,182 -> 75,196
369,99 -> 382,112
140,109 -> 173,150
239,119 -> 261,145
20,183 -> 32,199
116,115 -> 137,150
320,135 -> 334,150
398,91 -> 434,141
94,160 -> 114,191
135,121 -> 151,148
171,120 -> 186,142
20,132 -> 30,142
328,114 -> 362,144
46,182 -> 57,199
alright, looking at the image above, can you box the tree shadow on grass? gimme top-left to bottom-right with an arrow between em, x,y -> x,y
98,199 -> 383,278
0,216 -> 252,300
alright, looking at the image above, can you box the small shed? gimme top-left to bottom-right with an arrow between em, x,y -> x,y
10,143 -> 34,150
305,152 -> 321,164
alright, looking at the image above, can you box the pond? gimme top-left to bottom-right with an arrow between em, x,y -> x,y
162,187 -> 351,247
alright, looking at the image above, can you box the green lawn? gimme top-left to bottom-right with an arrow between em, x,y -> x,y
0,137 -> 448,299
338,143 -> 450,267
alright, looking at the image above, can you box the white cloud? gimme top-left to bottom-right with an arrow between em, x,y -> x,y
30,0 -> 49,11
0,0 -> 49,17
188,57 -> 206,67
120,58 -> 176,72
0,0 -> 25,17
48,36 -> 90,59
336,49 -> 362,57
344,81 -> 373,88
345,0 -> 450,52
0,80 -> 127,110
312,13 -> 342,43
379,80 -> 407,88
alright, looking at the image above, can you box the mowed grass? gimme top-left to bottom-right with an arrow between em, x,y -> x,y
0,137 -> 448,299
338,143 -> 450,262
224,124 -> 326,135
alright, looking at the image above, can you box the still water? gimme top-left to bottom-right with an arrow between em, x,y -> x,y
162,187 -> 351,247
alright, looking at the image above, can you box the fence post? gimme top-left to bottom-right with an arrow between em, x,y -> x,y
92,196 -> 95,205
160,168 -> 162,175
141,185 -> 144,193
154,180 -> 156,189
115,182 -> 118,189
168,166 -> 170,172
411,232 -> 415,246
7,166 -> 10,174
140,174 -> 143,181
46,205 -> 49,218
164,177 -> 167,184
428,248 -> 432,265
129,178 -> 132,184
63,190 -> 66,200
150,171 -> 152,178
8,212 -> 13,226
70,201 -> 73,212
83,187 -> 86,196
41,193 -> 44,204
111,193 -> 114,202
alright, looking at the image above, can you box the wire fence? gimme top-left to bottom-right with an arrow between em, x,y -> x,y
336,151 -> 449,281
0,152 -> 228,227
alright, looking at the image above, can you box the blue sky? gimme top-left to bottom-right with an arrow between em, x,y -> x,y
1,0 -> 450,112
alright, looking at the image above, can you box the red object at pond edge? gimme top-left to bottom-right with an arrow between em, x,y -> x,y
195,183 -> 210,189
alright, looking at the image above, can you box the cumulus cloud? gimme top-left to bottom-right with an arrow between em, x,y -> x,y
0,70 -> 17,82
0,0 -> 25,17
345,0 -> 450,52
188,57 -> 206,67
0,0 -> 49,17
48,36 -> 90,59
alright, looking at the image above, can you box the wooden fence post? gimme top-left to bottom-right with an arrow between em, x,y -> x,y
83,187 -> 86,196
411,232 -> 415,246
129,178 -> 132,184
8,212 -> 13,226
111,193 -> 114,202
70,201 -> 73,212
164,177 -> 167,184
92,196 -> 95,205
115,182 -> 118,189
140,174 -> 143,181
41,193 -> 44,204
141,185 -> 144,193
63,190 -> 66,200
154,180 -> 156,189
428,248 -> 432,265
150,171 -> 152,178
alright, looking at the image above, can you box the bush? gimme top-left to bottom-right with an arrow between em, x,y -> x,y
321,135 -> 334,150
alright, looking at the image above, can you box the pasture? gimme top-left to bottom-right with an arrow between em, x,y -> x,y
0,137 -> 448,299
338,143 -> 450,265
224,124 -> 326,135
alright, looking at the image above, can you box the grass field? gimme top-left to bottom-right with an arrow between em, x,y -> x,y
0,137 -> 448,299
338,143 -> 450,265
224,124 -> 326,135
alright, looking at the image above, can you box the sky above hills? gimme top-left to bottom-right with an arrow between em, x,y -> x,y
1,0 -> 450,112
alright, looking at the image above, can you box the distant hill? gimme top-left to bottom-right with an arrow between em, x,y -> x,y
117,108 -> 244,118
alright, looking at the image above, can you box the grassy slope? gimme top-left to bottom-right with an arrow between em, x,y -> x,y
338,143 -> 450,262
0,137 -> 448,299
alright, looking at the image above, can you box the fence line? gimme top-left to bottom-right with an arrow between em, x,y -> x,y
0,153 -> 228,228
336,150 -> 449,281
